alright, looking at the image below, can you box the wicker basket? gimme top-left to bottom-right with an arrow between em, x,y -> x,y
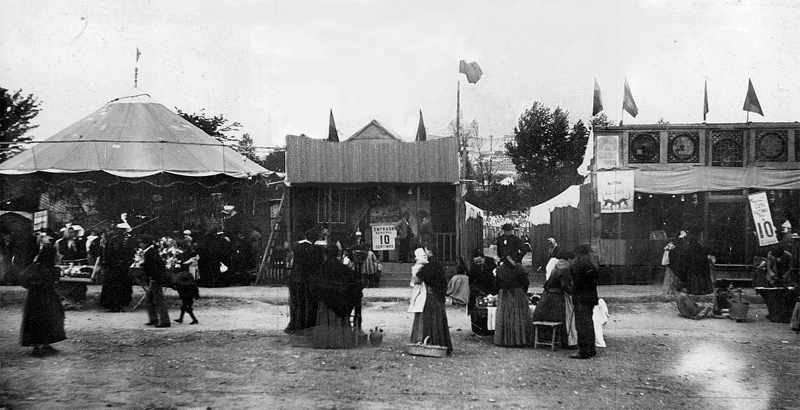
405,336 -> 448,358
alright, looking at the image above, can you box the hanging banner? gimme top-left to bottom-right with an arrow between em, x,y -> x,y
748,192 -> 779,247
596,134 -> 620,170
371,224 -> 397,251
597,170 -> 634,213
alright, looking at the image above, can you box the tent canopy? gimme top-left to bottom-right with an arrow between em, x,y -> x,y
0,94 -> 272,179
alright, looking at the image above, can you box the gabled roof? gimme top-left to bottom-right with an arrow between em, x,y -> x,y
345,120 -> 403,142
286,133 -> 458,185
0,94 -> 272,179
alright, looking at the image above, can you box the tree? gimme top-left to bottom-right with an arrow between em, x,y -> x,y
448,117 -> 480,179
484,183 -> 522,215
176,108 -> 241,146
591,112 -> 613,127
1,88 -> 41,162
262,149 -> 286,173
506,102 -> 587,206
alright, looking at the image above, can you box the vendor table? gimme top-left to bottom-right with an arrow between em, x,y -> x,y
57,264 -> 95,283
477,305 -> 536,331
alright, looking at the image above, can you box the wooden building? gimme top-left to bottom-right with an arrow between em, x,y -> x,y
589,122 -> 800,283
284,119 -> 480,264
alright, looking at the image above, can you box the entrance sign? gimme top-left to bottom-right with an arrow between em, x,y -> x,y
371,224 -> 397,251
596,135 -> 620,170
597,170 -> 634,213
748,192 -> 779,247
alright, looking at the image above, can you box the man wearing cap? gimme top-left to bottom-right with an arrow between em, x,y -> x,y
495,224 -> 526,264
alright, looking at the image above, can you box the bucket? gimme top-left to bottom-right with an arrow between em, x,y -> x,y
729,301 -> 750,322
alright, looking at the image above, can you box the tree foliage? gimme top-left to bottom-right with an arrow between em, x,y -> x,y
176,108 -> 241,146
262,149 -> 286,173
1,88 -> 41,162
506,102 -> 588,206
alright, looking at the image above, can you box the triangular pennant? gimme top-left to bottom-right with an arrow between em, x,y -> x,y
592,78 -> 604,116
622,78 -> 638,118
742,79 -> 764,116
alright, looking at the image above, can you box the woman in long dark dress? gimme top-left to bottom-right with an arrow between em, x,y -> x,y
494,251 -> 530,347
531,251 -> 574,348
682,236 -> 713,295
99,226 -> 134,312
311,245 -> 363,349
410,245 -> 453,355
20,231 -> 66,356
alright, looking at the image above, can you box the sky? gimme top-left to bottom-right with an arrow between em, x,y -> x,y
2,0 -> 799,150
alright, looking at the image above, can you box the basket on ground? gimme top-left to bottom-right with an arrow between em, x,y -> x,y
405,336 -> 448,358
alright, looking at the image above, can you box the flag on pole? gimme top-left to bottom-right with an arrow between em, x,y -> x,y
136,47 -> 141,63
622,78 -> 638,118
458,60 -> 483,84
742,79 -> 764,116
327,109 -> 339,142
703,80 -> 709,122
415,109 -> 427,142
592,78 -> 603,116
577,124 -> 595,177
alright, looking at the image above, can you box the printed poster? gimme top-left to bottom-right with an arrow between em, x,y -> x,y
597,170 -> 634,213
748,192 -> 779,247
596,134 -> 620,170
371,224 -> 397,251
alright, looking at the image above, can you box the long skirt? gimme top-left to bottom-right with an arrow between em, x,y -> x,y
312,301 -> 355,349
494,288 -> 530,347
574,302 -> 596,358
20,283 -> 66,347
662,266 -> 680,295
410,294 -> 452,355
791,302 -> 800,332
531,290 -> 569,348
565,294 -> 578,346
100,267 -> 132,310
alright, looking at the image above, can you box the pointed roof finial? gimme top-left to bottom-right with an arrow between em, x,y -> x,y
327,109 -> 339,142
415,109 -> 427,142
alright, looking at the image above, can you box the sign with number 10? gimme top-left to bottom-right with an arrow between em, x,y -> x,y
371,224 -> 397,251
748,192 -> 779,247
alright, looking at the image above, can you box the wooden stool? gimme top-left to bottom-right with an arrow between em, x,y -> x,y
532,321 -> 563,351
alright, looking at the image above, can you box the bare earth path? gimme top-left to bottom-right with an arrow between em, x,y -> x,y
1,292 -> 798,410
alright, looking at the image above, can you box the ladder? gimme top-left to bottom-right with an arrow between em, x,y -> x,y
254,189 -> 287,285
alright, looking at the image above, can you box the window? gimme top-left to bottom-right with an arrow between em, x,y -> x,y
668,132 -> 699,163
756,130 -> 788,162
628,133 -> 660,163
711,130 -> 743,167
317,189 -> 346,224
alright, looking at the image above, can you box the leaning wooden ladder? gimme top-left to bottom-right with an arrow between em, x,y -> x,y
254,190 -> 287,285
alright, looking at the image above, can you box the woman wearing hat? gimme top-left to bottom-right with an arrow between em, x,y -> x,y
20,231 -> 66,356
409,245 -> 453,355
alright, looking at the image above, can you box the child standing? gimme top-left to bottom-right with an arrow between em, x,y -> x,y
173,271 -> 200,324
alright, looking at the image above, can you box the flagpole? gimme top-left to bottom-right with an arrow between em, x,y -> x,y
456,80 -> 461,178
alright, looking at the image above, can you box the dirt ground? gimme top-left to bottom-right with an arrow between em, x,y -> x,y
1,290 -> 799,410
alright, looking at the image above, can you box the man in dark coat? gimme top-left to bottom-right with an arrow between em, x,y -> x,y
286,228 -> 322,335
495,223 -> 526,263
140,235 -> 170,328
570,244 -> 599,359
